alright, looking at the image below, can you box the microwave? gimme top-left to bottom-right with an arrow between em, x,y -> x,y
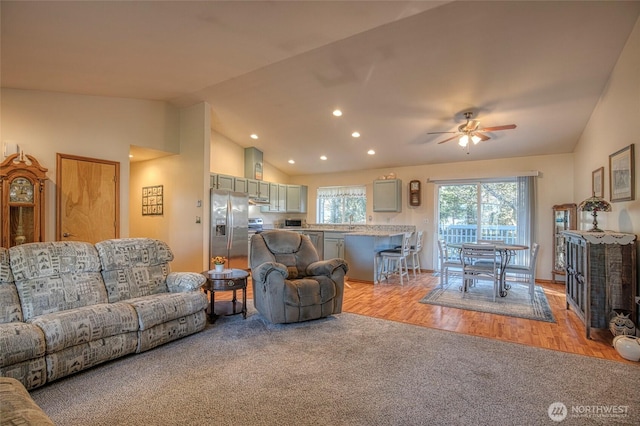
285,219 -> 303,228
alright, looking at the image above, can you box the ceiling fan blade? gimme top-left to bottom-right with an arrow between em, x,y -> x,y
436,135 -> 460,144
462,119 -> 480,132
474,132 -> 490,141
478,124 -> 517,132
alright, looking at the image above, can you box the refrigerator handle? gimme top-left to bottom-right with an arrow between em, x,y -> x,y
227,200 -> 233,251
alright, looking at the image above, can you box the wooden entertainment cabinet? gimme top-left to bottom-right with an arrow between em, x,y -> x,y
563,230 -> 637,339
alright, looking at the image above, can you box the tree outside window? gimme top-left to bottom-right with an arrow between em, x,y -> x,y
317,186 -> 366,224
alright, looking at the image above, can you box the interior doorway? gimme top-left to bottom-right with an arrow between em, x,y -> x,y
56,153 -> 119,243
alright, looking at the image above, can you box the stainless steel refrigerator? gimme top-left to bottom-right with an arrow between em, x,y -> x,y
210,189 -> 248,270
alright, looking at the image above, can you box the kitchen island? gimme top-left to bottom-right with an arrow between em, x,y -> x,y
344,231 -> 406,283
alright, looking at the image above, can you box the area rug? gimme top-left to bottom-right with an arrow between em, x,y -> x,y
419,280 -> 556,323
30,305 -> 639,425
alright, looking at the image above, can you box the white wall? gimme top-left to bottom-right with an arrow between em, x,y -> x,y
1,88 -> 180,239
573,16 -> 640,235
210,130 -> 289,183
130,102 -> 211,272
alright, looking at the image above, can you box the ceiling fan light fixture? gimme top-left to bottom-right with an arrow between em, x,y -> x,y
471,134 -> 481,144
458,135 -> 469,147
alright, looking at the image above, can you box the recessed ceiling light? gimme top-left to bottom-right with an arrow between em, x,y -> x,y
129,154 -> 133,158
288,159 -> 295,164
367,150 -> 375,155
320,155 -> 327,161
352,132 -> 360,138
332,109 -> 342,117
250,134 -> 258,139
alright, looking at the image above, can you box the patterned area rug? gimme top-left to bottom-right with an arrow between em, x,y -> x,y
420,280 -> 556,323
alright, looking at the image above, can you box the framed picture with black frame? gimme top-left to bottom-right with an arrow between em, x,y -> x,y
609,144 -> 634,202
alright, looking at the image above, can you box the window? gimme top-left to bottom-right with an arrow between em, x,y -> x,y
317,186 -> 366,224
437,176 -> 536,262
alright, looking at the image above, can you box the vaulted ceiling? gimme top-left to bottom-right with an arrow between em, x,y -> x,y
3,1 -> 640,175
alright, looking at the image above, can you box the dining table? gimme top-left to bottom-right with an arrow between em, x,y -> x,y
448,242 -> 529,297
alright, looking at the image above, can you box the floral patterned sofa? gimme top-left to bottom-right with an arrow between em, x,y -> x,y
0,238 -> 207,391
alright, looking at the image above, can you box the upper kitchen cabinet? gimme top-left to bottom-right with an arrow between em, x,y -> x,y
286,185 -> 307,213
373,179 -> 402,212
247,179 -> 269,200
210,173 -> 235,191
262,183 -> 287,212
234,177 -> 248,193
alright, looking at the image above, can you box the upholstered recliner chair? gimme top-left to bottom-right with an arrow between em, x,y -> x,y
250,230 -> 348,324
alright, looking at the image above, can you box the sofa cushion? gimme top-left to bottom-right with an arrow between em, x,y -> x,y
0,247 -> 23,324
0,247 -> 14,284
29,303 -> 138,353
45,332 -> 139,382
96,238 -> 173,302
10,242 -> 108,320
0,323 -> 46,368
126,291 -> 208,331
0,377 -> 55,425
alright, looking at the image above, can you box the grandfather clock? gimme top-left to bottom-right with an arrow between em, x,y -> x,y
0,152 -> 48,248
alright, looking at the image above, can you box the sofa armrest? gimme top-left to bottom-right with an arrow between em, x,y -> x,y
253,262 -> 288,283
307,258 -> 349,277
166,272 -> 206,293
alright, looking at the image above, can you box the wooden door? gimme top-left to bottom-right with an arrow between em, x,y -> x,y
56,154 -> 119,243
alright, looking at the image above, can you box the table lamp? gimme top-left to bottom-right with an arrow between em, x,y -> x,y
578,195 -> 611,232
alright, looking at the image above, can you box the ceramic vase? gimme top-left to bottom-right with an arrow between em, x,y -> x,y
609,311 -> 636,336
214,264 -> 224,272
612,335 -> 640,361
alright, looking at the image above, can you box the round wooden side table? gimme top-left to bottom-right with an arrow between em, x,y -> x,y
201,269 -> 249,323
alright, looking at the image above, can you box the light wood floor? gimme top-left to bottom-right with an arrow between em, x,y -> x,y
221,272 -> 630,364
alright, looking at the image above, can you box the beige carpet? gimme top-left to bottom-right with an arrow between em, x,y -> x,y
420,279 -> 555,322
30,304 -> 638,425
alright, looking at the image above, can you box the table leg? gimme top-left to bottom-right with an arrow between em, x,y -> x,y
209,290 -> 218,322
498,249 -> 514,297
242,281 -> 247,319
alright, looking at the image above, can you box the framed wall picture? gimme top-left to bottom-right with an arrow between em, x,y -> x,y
592,167 -> 604,198
609,144 -> 635,202
142,185 -> 164,215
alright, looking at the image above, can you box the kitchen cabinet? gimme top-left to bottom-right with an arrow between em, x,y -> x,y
234,177 -> 248,193
373,179 -> 402,212
564,230 -> 637,338
324,231 -> 345,260
286,185 -> 308,213
247,179 -> 270,200
552,203 -> 576,282
262,183 -> 287,212
210,174 -> 235,191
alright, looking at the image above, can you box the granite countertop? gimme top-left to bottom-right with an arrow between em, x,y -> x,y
345,231 -> 406,237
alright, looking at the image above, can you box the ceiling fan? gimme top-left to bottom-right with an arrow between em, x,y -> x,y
428,112 -> 517,152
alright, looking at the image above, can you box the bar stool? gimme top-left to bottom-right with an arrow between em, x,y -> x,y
377,232 -> 412,285
408,231 -> 424,278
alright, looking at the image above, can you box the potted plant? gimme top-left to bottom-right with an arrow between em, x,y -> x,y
212,256 -> 227,272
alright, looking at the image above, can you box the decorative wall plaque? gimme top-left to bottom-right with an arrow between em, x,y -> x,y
142,185 -> 163,215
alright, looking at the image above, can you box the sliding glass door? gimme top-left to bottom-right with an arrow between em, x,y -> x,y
437,180 -> 520,245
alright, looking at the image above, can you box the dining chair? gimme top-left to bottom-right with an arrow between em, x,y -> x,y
460,243 -> 499,301
377,232 -> 412,285
504,242 -> 540,300
408,231 -> 424,278
437,239 -> 462,288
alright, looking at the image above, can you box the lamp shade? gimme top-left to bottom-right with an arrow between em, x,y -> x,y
578,196 -> 611,232
578,196 -> 612,213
